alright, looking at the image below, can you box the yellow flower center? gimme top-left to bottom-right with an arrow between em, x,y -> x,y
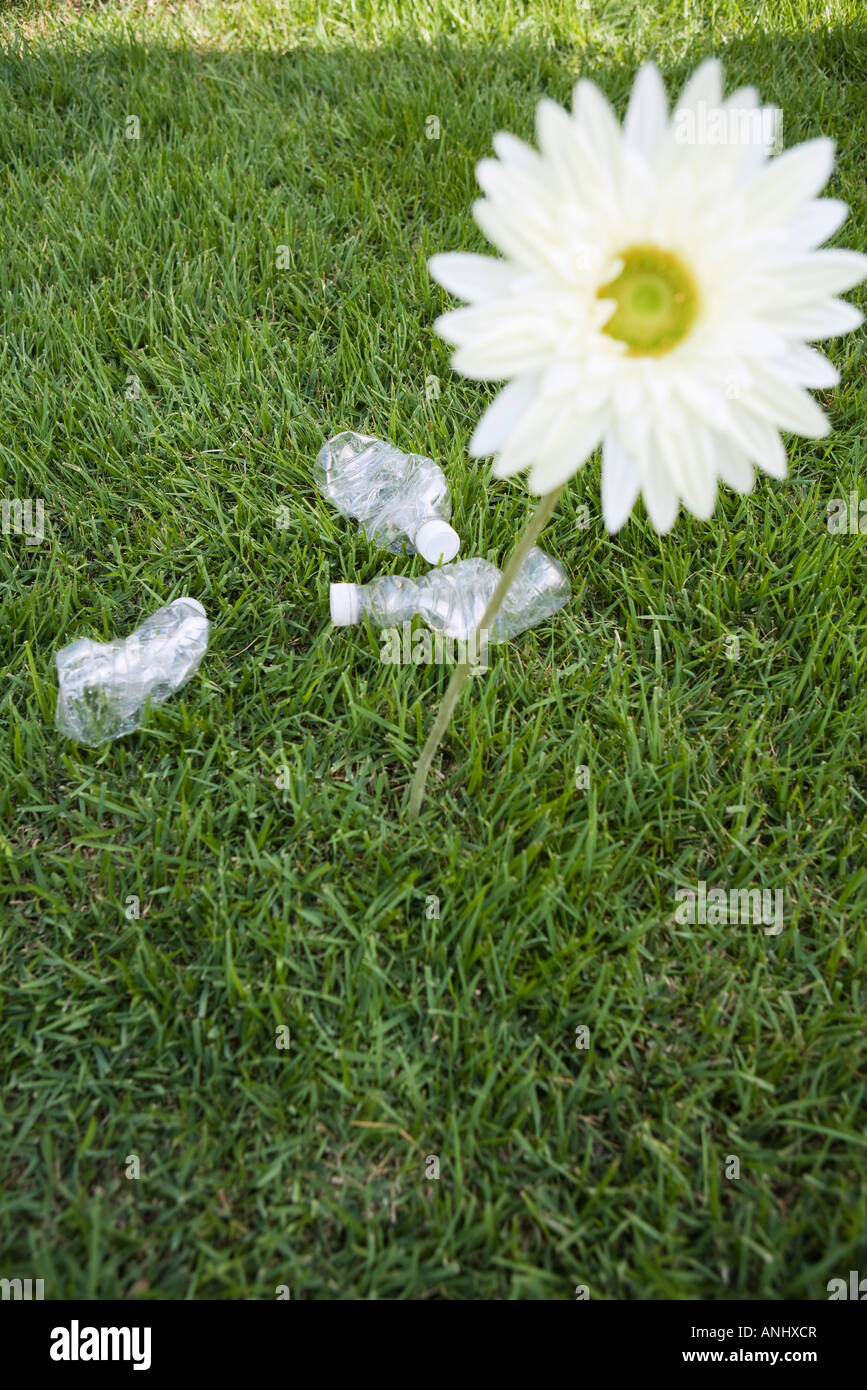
597,244 -> 700,356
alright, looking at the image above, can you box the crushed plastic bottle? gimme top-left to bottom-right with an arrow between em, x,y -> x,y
330,547 -> 570,641
314,431 -> 460,564
54,597 -> 209,746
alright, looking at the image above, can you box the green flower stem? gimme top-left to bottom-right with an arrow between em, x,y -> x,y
406,485 -> 564,821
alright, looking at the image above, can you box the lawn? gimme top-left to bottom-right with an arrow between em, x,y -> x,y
1,0 -> 865,1300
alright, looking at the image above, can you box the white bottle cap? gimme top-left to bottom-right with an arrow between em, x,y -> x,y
330,582 -> 362,626
415,518 -> 460,564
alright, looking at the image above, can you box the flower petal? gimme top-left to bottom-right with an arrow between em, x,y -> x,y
661,419 -> 717,519
526,413 -> 605,492
712,435 -> 755,494
722,85 -> 759,112
536,94 -> 622,216
572,79 -> 623,171
639,440 -> 679,533
789,197 -> 849,248
494,396 -> 572,475
492,130 -> 545,176
473,196 -> 570,275
676,58 -> 724,117
623,62 -> 668,160
428,252 -> 516,303
469,377 -> 539,456
774,249 -> 867,301
435,302 -> 558,378
744,372 -> 830,438
725,410 -> 789,477
601,434 -> 641,531
767,297 -> 863,338
746,138 -> 835,225
774,344 -> 840,389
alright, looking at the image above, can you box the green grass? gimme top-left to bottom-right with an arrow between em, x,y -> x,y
1,0 -> 866,1300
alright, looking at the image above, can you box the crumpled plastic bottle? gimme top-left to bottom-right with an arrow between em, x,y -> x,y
314,431 -> 460,564
54,597 -> 209,746
329,547 -> 570,641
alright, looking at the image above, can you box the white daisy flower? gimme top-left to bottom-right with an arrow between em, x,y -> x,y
429,60 -> 867,532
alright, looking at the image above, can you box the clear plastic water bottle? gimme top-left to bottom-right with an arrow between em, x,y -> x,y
330,547 -> 570,641
55,597 -> 209,746
314,431 -> 460,564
